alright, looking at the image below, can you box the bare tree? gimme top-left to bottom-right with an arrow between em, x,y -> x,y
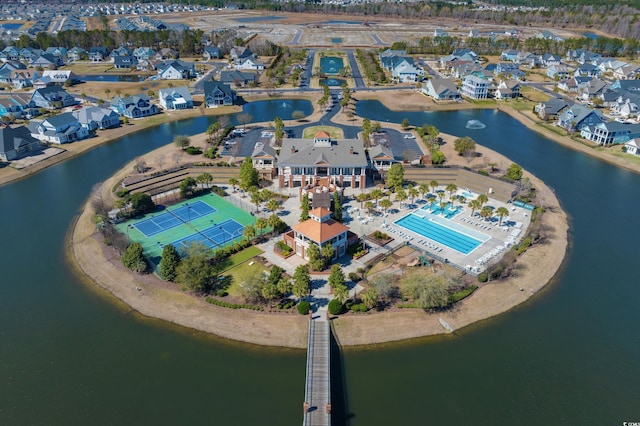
154,154 -> 165,171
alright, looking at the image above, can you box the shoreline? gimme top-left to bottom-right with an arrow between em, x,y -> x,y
69,126 -> 569,348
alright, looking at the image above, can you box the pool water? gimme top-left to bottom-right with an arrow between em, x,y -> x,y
421,203 -> 461,219
461,191 -> 475,199
319,56 -> 344,75
395,213 -> 482,254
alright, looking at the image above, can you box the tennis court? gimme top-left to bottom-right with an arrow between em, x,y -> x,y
133,201 -> 217,237
170,219 -> 245,250
117,193 -> 258,268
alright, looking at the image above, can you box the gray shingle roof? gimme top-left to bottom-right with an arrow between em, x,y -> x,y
278,137 -> 368,168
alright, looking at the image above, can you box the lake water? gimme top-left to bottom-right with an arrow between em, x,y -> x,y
78,74 -> 147,83
1,102 -> 639,424
240,99 -> 312,122
234,15 -> 284,23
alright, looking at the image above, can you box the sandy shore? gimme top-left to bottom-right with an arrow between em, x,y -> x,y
69,119 -> 568,347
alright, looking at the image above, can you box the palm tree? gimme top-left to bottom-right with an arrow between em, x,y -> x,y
407,186 -> 419,205
429,180 -> 439,194
468,199 -> 481,217
418,183 -> 429,201
477,193 -> 489,208
446,183 -> 458,201
370,188 -> 383,207
249,188 -> 263,213
255,217 -> 267,237
364,201 -> 374,216
439,201 -> 447,215
379,198 -> 392,213
267,213 -> 281,236
480,206 -> 493,222
228,178 -> 238,193
356,192 -> 368,209
266,198 -> 279,215
427,195 -> 437,211
243,224 -> 256,243
496,206 -> 509,226
196,172 -> 213,189
395,189 -> 407,207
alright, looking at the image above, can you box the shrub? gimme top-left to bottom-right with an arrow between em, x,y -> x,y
205,297 -> 263,311
477,272 -> 488,283
216,289 -> 228,297
348,272 -> 361,282
477,169 -> 489,176
185,146 -> 202,155
449,285 -> 478,303
349,302 -> 367,312
279,299 -> 296,309
210,186 -> 227,197
116,188 -> 130,198
515,237 -> 532,255
328,299 -> 344,315
297,300 -> 311,315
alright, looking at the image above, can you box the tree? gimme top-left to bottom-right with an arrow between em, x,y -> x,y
468,199 -> 481,217
370,188 -> 383,206
300,193 -> 310,221
249,188 -> 263,213
121,242 -> 147,273
328,264 -> 346,291
356,192 -> 368,209
321,244 -> 335,268
228,178 -> 239,193
173,134 -> 191,150
454,136 -> 476,157
159,244 -> 181,282
505,163 -> 523,181
379,198 -> 392,213
480,206 -> 493,222
333,285 -> 349,304
206,122 -> 221,142
332,192 -> 342,222
395,188 -> 407,205
429,180 -> 439,194
292,265 -> 311,299
445,183 -> 458,201
387,163 -> 404,189
496,206 -> 510,226
129,192 -> 155,215
407,185 -> 419,204
179,177 -> 197,198
196,172 -> 213,189
427,195 -> 437,211
328,298 -> 344,315
237,113 -> 252,130
400,271 -> 453,309
239,157 -> 258,189
369,273 -> 395,302
243,224 -> 256,243
277,277 -> 292,296
418,183 -> 429,200
477,193 -> 489,207
401,118 -> 410,129
268,213 -> 283,235
261,282 -> 279,307
266,198 -> 279,215
360,288 -> 379,309
297,300 -> 311,315
292,110 -> 305,121
307,242 -> 324,271
364,201 -> 374,216
255,217 -> 268,236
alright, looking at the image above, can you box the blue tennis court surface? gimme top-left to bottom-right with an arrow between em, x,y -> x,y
395,214 -> 482,254
133,201 -> 217,237
170,219 -> 245,251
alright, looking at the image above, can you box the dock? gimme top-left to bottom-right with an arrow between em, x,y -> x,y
302,314 -> 331,426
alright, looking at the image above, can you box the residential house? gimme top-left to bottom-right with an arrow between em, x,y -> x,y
235,57 -> 264,71
220,70 -> 257,87
277,132 -> 368,189
574,63 -> 602,78
0,94 -> 34,119
30,86 -> 76,109
515,51 -> 538,68
10,70 -> 38,90
89,47 -> 110,62
535,98 -> 569,121
557,104 -> 603,132
421,78 -> 461,100
45,47 -> 68,60
460,75 -> 489,99
155,48 -> 178,60
0,61 -> 26,84
536,30 -> 564,42
558,77 -> 591,93
439,49 -> 478,68
1,46 -> 20,61
609,79 -> 640,92
110,94 -> 159,119
596,58 -> 627,73
158,87 -> 193,110
283,207 -> 356,260
434,29 -> 449,38
203,46 -> 222,61
500,49 -> 519,62
67,47 -> 87,62
72,106 -> 120,131
157,60 -> 195,80
203,81 -> 236,107
20,47 -> 43,64
580,122 -> 640,145
368,144 -> 397,177
230,46 -> 255,63
546,65 -> 569,80
113,55 -> 138,70
41,70 -> 78,85
613,64 -> 640,80
494,80 -> 521,100
624,139 -> 640,156
28,112 -> 89,144
0,125 -> 42,161
31,53 -> 62,69
566,49 -> 601,64
132,47 -> 156,61
251,141 -> 277,179
577,79 -> 608,101
110,46 -> 132,61
494,62 -> 525,80
539,53 -> 562,67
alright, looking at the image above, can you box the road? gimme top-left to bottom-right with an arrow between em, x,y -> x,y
345,49 -> 366,90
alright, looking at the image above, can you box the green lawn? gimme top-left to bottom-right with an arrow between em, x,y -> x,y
221,245 -> 264,273
302,125 -> 344,139
224,259 -> 267,298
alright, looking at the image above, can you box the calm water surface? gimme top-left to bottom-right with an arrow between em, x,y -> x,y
1,103 -> 639,424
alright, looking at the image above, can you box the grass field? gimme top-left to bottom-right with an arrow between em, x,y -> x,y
302,125 -> 344,139
221,246 -> 264,273
225,260 -> 268,298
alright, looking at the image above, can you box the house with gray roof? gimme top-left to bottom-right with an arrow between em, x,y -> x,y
30,86 -> 76,109
203,46 -> 222,61
368,144 -> 397,175
28,112 -> 89,144
421,78 -> 461,100
67,47 -> 87,62
580,122 -> 640,146
277,131 -> 368,189
158,87 -> 193,110
251,141 -> 278,179
535,98 -> 569,121
157,60 -> 195,80
557,104 -> 603,132
0,61 -> 26,84
0,125 -> 42,161
0,94 -> 35,119
110,94 -> 159,119
220,70 -> 256,87
203,81 -> 236,107
72,106 -> 120,131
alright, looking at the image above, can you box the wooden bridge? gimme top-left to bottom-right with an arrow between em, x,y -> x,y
303,314 -> 331,426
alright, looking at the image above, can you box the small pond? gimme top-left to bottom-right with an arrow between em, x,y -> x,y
238,99 -> 313,123
78,74 -> 147,83
319,78 -> 346,87
319,56 -> 344,75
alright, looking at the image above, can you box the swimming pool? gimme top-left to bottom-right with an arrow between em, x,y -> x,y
461,191 -> 476,199
395,214 -> 483,254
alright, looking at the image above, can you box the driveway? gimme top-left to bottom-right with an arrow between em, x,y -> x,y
220,127 -> 269,158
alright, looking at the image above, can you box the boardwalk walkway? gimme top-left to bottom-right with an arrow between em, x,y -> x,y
303,312 -> 331,426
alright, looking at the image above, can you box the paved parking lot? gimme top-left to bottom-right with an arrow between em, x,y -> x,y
220,127 -> 269,158
373,129 -> 424,161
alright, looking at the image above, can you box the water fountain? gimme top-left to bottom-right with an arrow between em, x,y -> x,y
465,119 -> 486,129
